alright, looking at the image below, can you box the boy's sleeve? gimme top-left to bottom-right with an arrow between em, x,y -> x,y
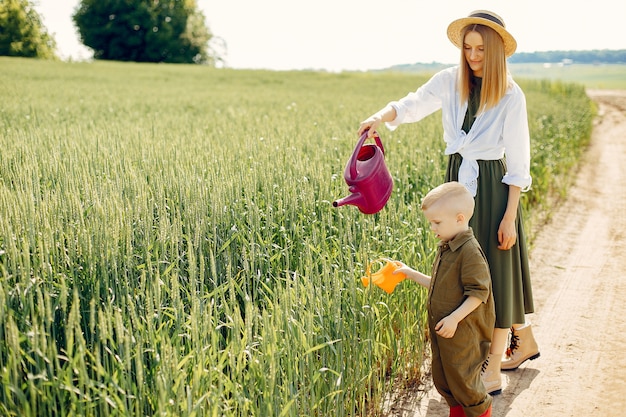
460,242 -> 492,303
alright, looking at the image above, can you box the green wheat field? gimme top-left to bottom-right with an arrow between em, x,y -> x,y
0,57 -> 594,416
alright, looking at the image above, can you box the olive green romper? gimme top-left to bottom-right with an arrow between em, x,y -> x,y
428,228 -> 494,416
446,75 -> 534,329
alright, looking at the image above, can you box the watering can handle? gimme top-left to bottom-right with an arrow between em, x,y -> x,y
349,129 -> 385,179
364,258 -> 387,276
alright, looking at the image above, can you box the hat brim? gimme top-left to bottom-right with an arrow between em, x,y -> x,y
447,16 -> 517,57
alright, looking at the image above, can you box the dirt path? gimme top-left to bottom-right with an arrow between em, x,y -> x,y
388,89 -> 626,416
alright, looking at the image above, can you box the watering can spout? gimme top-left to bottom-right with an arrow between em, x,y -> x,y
332,191 -> 363,209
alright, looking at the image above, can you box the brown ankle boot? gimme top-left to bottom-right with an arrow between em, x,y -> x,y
481,353 -> 502,395
501,323 -> 540,371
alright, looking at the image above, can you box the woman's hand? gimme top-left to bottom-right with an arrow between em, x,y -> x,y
357,105 -> 397,137
497,216 -> 517,250
357,114 -> 383,138
498,185 -> 521,250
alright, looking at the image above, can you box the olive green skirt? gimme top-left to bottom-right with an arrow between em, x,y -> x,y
446,153 -> 534,328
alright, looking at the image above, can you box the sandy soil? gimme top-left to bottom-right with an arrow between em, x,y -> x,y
386,89 -> 626,417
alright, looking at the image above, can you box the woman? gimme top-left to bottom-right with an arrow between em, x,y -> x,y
357,10 -> 540,397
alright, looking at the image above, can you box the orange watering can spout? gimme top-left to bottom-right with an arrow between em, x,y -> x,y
361,259 -> 406,294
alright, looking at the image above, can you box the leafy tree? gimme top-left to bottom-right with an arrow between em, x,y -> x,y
73,0 -> 216,64
0,0 -> 57,58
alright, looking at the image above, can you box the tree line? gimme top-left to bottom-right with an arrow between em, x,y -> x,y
508,49 -> 626,64
0,0 -> 222,65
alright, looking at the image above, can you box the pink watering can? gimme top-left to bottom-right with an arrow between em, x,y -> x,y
333,130 -> 393,214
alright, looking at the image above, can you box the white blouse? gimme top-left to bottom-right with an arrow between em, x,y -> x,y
386,66 -> 532,196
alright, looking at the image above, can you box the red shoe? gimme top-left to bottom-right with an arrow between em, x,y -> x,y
478,405 -> 492,417
449,405 -> 466,417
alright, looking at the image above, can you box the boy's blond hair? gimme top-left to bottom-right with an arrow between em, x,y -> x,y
421,182 -> 475,218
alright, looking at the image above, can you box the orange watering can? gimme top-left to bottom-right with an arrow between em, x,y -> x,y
361,259 -> 406,294
333,130 -> 393,214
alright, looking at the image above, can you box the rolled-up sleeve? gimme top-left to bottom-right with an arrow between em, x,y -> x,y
460,245 -> 492,304
501,89 -> 532,191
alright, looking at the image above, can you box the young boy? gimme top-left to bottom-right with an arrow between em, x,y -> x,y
394,182 -> 495,417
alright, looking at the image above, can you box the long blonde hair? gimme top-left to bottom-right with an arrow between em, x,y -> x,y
458,24 -> 509,111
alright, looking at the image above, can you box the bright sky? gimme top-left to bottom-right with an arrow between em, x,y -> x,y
35,0 -> 626,72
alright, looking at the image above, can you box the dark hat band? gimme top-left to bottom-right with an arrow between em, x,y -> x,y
469,12 -> 505,28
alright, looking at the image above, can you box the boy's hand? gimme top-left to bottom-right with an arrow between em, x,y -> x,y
392,260 -> 409,275
435,315 -> 459,338
391,260 -> 431,288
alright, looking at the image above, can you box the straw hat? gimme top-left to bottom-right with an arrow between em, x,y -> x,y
447,10 -> 517,57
